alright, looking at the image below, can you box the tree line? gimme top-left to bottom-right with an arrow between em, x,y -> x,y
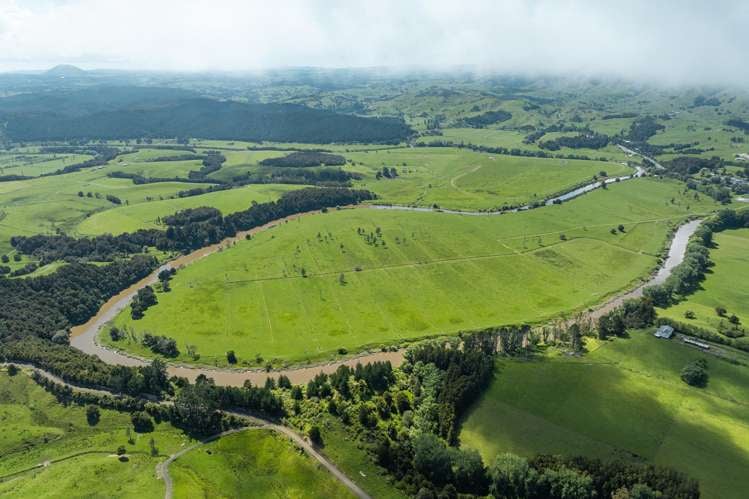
259,151 -> 347,167
11,187 -> 376,262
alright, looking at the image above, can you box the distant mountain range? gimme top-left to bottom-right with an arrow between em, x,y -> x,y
0,86 -> 412,143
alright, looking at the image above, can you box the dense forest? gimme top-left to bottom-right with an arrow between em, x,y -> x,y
0,88 -> 413,143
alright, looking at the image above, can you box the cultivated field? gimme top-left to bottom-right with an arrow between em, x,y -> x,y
659,228 -> 749,347
459,330 -> 749,499
106,178 -> 718,366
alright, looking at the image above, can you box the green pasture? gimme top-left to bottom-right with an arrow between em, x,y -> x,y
0,368 -> 191,498
659,228 -> 749,347
77,184 -> 300,235
106,178 -> 718,366
0,164 -> 212,253
414,129 -> 628,162
348,147 -> 631,210
170,429 -> 354,499
460,330 -> 749,499
0,153 -> 93,177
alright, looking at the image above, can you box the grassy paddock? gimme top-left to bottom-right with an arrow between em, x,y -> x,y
0,368 -> 191,498
347,147 -> 630,210
106,178 -> 717,366
170,429 -> 354,499
459,331 -> 749,499
659,228 -> 749,348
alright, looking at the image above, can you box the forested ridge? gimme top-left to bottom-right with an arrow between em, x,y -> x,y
0,88 -> 413,143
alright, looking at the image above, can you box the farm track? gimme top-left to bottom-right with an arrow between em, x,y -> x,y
0,363 -> 370,499
68,168 -> 697,387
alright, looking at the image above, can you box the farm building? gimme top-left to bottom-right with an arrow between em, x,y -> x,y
654,325 -> 674,339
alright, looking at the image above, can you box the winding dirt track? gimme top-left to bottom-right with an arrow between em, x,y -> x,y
69,164 -> 696,387
2,363 -> 369,499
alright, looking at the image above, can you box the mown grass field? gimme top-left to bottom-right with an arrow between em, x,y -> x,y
459,331 -> 749,499
106,178 -> 718,366
659,228 -> 749,347
170,429 -> 354,499
0,368 -> 191,498
77,184 -> 300,235
347,147 -> 631,210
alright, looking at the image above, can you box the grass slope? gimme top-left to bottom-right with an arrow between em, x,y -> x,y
77,184 -> 300,235
0,368 -> 190,498
106,178 -> 718,366
459,332 -> 749,499
170,429 -> 354,499
659,228 -> 749,347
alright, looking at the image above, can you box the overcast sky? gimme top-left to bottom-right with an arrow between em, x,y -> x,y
0,0 -> 747,86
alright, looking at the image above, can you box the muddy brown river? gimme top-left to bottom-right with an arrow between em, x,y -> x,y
70,203 -> 701,386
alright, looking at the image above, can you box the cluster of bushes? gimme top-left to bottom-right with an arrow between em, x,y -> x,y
597,298 -> 656,340
259,151 -> 346,167
131,286 -> 157,319
726,118 -> 749,133
375,166 -> 398,180
187,151 -> 225,180
142,333 -> 178,357
680,358 -> 709,387
539,133 -> 610,151
459,110 -> 512,128
626,116 -> 665,142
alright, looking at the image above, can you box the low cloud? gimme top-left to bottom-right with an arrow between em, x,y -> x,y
0,0 -> 747,86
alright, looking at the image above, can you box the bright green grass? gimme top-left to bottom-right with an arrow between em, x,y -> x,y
414,129 -> 628,162
314,417 -> 406,499
106,178 -> 718,366
0,368 -> 192,498
0,153 -> 93,177
459,331 -> 749,499
659,229 -> 749,347
0,168 -> 211,253
115,159 -> 204,179
77,184 -> 300,235
170,429 -> 354,499
347,147 -> 630,210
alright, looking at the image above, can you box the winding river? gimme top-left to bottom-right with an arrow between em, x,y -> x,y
70,166 -> 696,387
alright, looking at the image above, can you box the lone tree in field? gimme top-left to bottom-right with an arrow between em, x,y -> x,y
681,359 -> 708,387
86,405 -> 100,426
226,350 -> 237,364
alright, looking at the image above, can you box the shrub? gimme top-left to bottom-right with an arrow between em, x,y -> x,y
308,425 -> 322,445
680,359 -> 708,387
86,404 -> 100,426
131,411 -> 154,432
684,310 -> 696,320
6,363 -> 18,376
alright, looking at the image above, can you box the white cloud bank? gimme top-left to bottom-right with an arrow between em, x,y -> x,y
0,0 -> 747,86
